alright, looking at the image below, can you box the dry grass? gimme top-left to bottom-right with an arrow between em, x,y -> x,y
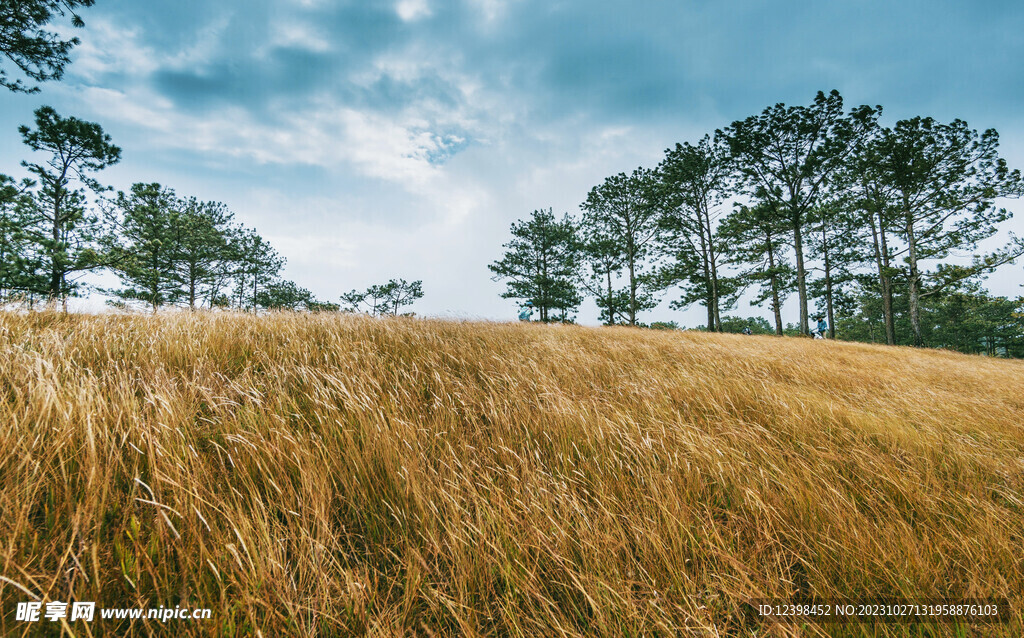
0,311 -> 1022,637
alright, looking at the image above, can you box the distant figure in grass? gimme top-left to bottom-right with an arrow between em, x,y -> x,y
814,317 -> 828,339
741,327 -> 752,335
518,302 -> 533,322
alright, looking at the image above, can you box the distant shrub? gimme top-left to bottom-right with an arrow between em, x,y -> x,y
648,321 -> 682,331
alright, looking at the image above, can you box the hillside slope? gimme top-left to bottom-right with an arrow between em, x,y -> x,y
1,312 -> 1022,637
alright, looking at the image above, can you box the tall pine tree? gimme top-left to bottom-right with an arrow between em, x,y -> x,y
18,106 -> 120,306
489,208 -> 581,322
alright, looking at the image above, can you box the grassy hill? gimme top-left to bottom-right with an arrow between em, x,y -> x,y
1,312 -> 1022,637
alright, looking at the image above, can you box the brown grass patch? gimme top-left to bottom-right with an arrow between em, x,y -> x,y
1,312 -> 1022,636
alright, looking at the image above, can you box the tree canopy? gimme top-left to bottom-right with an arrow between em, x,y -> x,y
489,208 -> 581,322
1,0 -> 96,92
17,106 -> 120,303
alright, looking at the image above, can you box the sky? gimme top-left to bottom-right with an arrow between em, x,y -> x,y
1,0 -> 1022,324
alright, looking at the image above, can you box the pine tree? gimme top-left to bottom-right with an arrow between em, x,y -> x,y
106,183 -> 182,313
806,201 -> 863,339
0,174 -> 45,301
655,135 -> 734,331
172,198 -> 235,309
579,231 -> 628,325
580,169 -> 660,325
18,106 -> 120,306
489,208 -> 581,322
232,229 -> 284,311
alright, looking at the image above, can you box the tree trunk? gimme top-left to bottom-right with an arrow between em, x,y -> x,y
705,208 -> 722,332
905,213 -> 923,347
792,212 -> 809,335
709,252 -> 721,331
605,269 -> 615,325
151,250 -> 160,313
627,242 -> 637,326
765,229 -> 783,335
540,245 -> 549,322
868,209 -> 895,345
770,279 -> 783,335
703,256 -> 713,332
49,190 -> 62,301
821,226 -> 835,339
695,216 -> 715,331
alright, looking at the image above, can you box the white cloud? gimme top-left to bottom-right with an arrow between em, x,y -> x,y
67,13 -> 234,80
270,22 -> 332,53
396,0 -> 431,22
162,13 -> 235,70
62,18 -> 160,81
68,17 -> 494,192
271,232 -> 361,271
78,85 -> 451,187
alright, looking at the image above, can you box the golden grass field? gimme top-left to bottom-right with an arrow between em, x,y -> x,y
1,311 -> 1022,637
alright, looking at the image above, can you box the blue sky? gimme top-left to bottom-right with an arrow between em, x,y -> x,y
1,0 -> 1022,323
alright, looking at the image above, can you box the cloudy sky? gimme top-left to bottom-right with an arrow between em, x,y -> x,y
1,0 -> 1022,323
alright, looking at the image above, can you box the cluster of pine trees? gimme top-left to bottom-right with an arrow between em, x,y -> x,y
491,91 -> 1024,356
0,107 -> 336,313
0,108 -> 429,316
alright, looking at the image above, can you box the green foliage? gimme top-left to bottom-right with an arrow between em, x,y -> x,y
306,299 -> 340,313
255,280 -> 314,311
867,116 -> 1024,345
717,315 -> 774,334
0,0 -> 95,92
16,106 -> 121,302
489,208 -> 582,322
578,229 -> 628,325
655,134 -> 736,331
1,110 -> 335,316
580,169 -> 661,325
99,182 -> 314,314
525,89 -> 1022,355
647,321 -> 681,331
339,288 -> 370,313
231,229 -> 284,311
838,274 -> 1024,356
719,90 -> 880,334
380,278 -> 424,316
718,202 -> 795,335
806,201 -> 866,338
340,279 -> 424,316
105,183 -> 182,312
0,174 -> 47,301
172,198 -> 236,309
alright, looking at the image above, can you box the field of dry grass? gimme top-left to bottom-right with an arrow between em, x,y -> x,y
0,311 -> 1022,637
